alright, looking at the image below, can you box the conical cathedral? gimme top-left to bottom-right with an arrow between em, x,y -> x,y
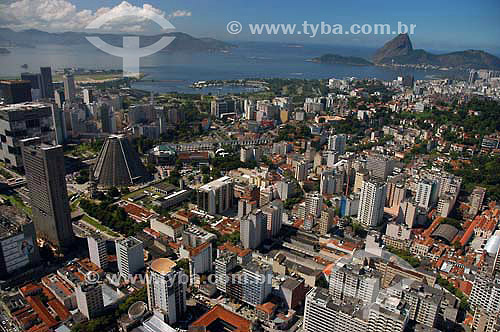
93,134 -> 149,188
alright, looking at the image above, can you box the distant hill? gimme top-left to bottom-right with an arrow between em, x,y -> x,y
373,33 -> 413,63
0,28 -> 235,53
311,54 -> 372,66
373,33 -> 500,69
0,48 -> 10,54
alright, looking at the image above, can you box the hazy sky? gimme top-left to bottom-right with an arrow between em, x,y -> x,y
1,0 -> 499,52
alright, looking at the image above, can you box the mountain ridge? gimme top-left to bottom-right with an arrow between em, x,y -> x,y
0,28 -> 235,53
372,33 -> 500,69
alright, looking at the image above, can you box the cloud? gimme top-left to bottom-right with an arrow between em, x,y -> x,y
168,10 -> 192,19
0,0 -> 191,32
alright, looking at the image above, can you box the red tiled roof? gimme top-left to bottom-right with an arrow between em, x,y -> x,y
123,202 -> 155,220
460,219 -> 478,246
256,302 -> 277,315
459,280 -> 473,296
20,284 -> 42,297
188,242 -> 211,257
47,299 -> 70,321
25,296 -> 58,328
218,242 -> 251,257
190,305 -> 251,332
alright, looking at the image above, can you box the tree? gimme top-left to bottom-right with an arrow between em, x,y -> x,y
177,258 -> 190,276
108,187 -> 120,198
201,165 -> 210,174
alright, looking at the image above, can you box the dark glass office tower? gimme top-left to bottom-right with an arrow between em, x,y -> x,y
21,137 -> 74,252
40,67 -> 53,99
0,80 -> 32,104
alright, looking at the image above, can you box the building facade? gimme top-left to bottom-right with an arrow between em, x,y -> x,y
21,138 -> 74,251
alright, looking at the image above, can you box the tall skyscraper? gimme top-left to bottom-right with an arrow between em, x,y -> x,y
240,259 -> 272,306
76,282 -> 104,319
54,89 -> 65,108
0,80 -> 32,104
319,208 -> 335,235
87,235 -> 108,270
215,252 -> 237,293
328,262 -> 380,305
415,179 -> 439,210
366,154 -> 395,180
320,169 -> 344,195
469,186 -> 486,217
263,200 -> 283,237
99,104 -> 113,133
304,287 -> 369,332
40,67 -> 53,100
20,73 -> 42,99
0,103 -> 53,169
295,160 -> 309,181
146,258 -> 186,325
240,210 -> 266,249
197,176 -> 234,215
63,74 -> 76,102
83,88 -> 93,105
305,192 -> 323,218
51,105 -> 66,145
303,287 -> 409,332
116,237 -> 145,280
21,137 -> 74,251
358,179 -> 387,228
20,73 -> 41,90
328,134 -> 347,155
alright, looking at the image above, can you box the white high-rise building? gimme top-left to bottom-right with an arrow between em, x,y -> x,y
116,237 -> 145,280
320,169 -> 344,195
328,134 -> 346,155
303,287 -> 368,332
262,200 -> 283,238
76,282 -> 104,319
241,259 -> 272,306
415,179 -> 439,210
353,168 -> 368,193
358,179 -> 386,228
240,210 -> 266,249
367,298 -> 408,332
305,192 -> 322,218
215,252 -> 237,293
328,262 -> 380,305
303,287 -> 409,332
146,258 -> 186,325
277,180 -> 295,200
87,235 -> 108,269
83,88 -> 93,105
244,99 -> 256,120
295,160 -> 309,181
197,176 -> 233,215
63,74 -> 76,102
366,154 -> 395,180
470,274 -> 500,315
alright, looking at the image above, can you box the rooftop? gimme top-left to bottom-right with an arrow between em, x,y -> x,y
150,258 -> 177,276
189,305 -> 251,332
199,176 -> 232,191
0,102 -> 50,112
117,236 -> 143,248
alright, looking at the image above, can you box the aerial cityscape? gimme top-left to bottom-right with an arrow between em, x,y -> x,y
0,1 -> 500,332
